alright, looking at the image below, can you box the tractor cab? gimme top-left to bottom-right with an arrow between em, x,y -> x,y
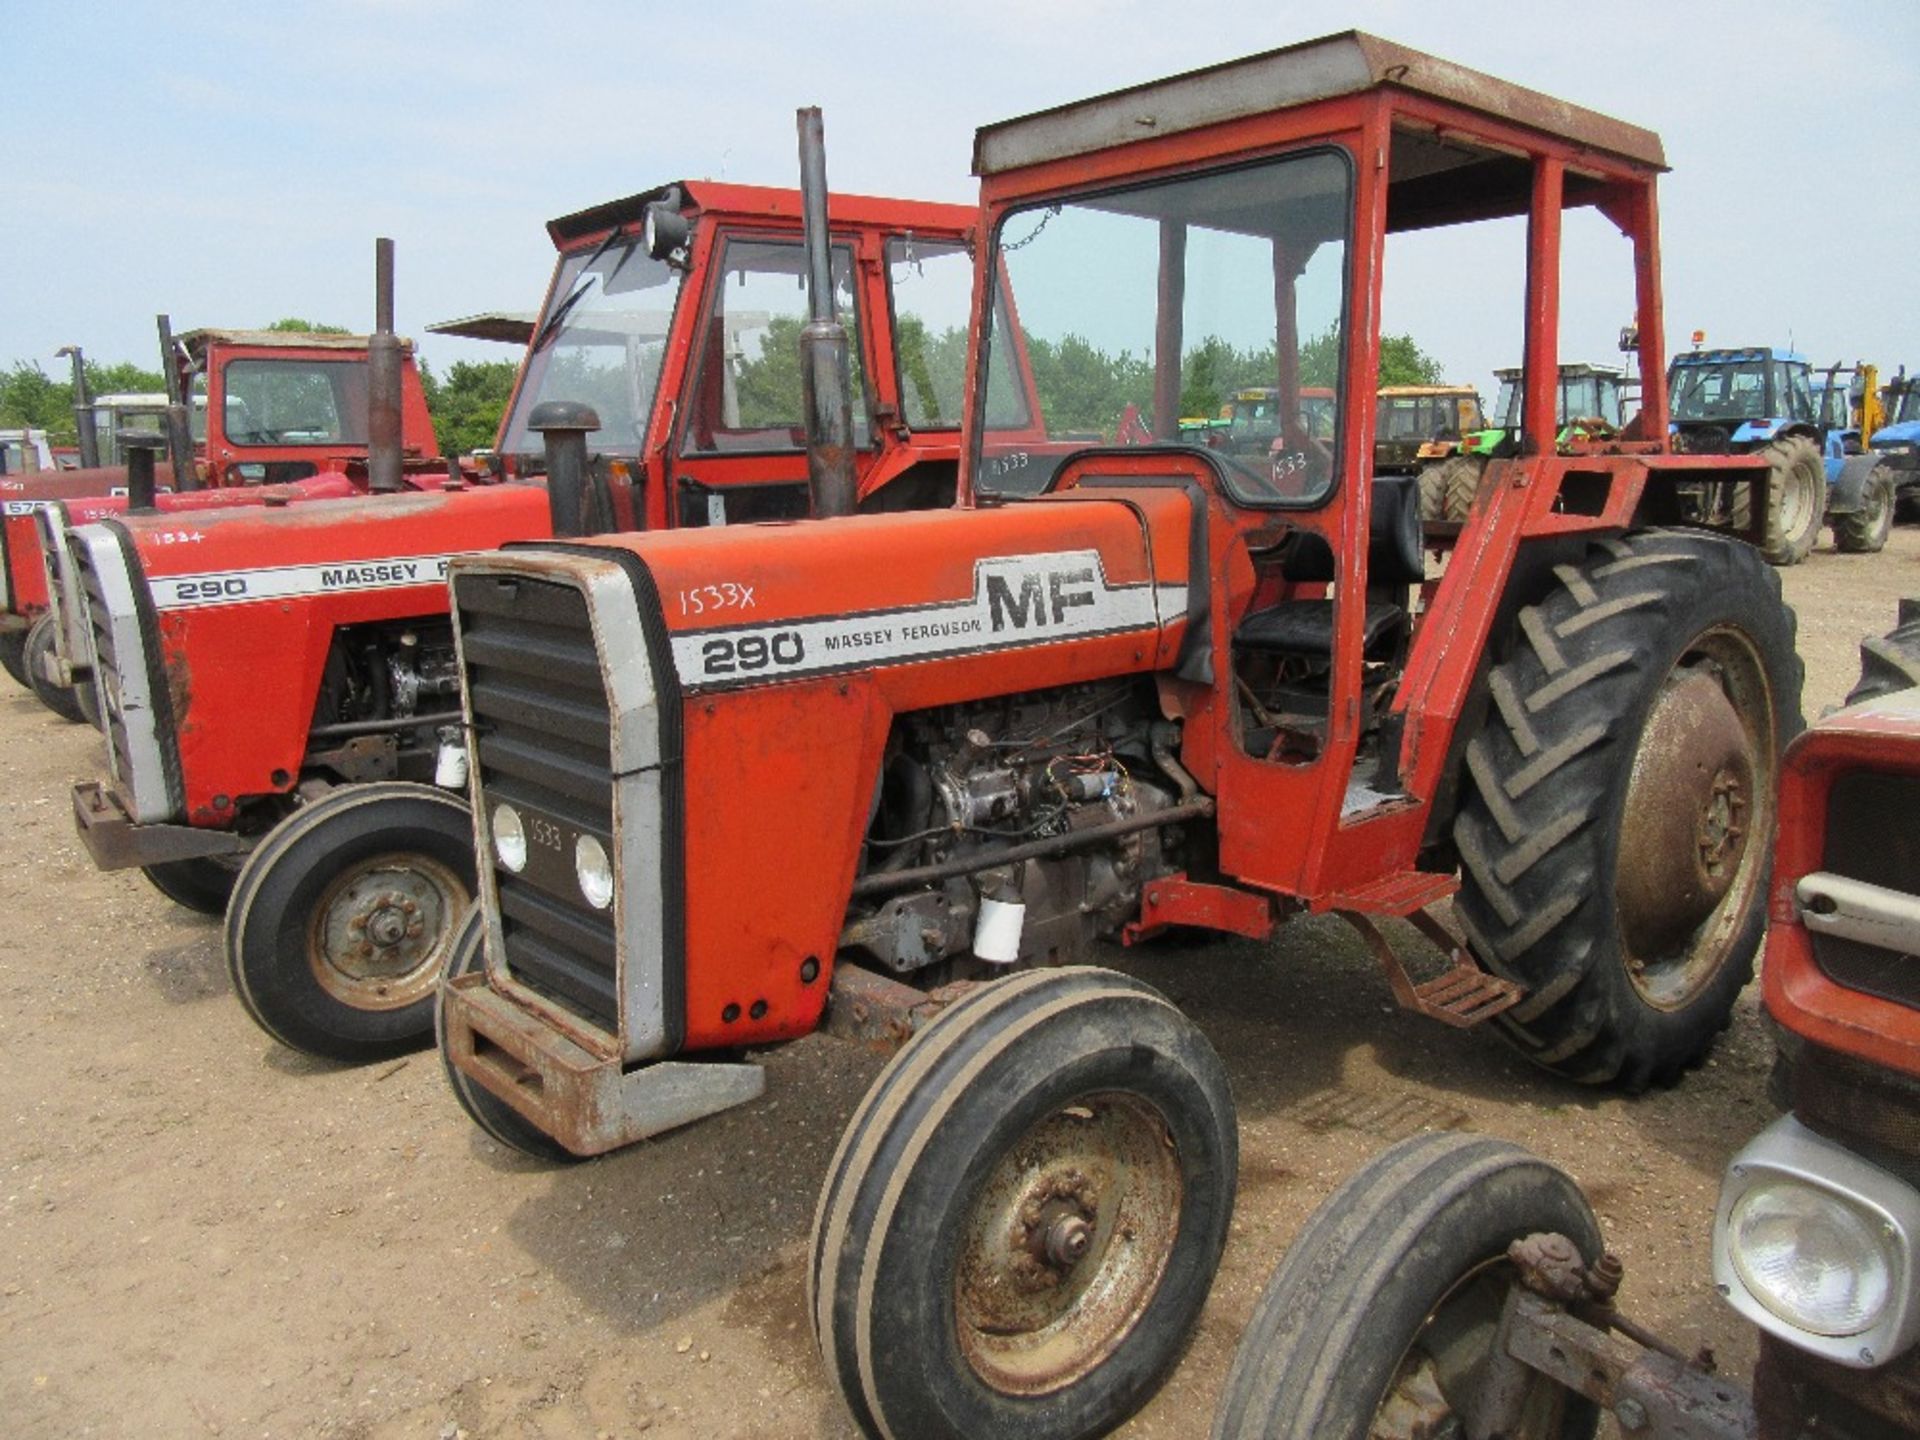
1374,385 -> 1484,471
1667,345 -> 1818,454
966,31 -> 1697,898
1470,361 -> 1627,454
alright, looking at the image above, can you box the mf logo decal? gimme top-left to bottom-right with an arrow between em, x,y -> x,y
669,551 -> 1185,691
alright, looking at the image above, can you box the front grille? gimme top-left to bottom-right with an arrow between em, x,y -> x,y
72,530 -> 134,787
456,573 -> 618,1031
1815,772 -> 1920,1010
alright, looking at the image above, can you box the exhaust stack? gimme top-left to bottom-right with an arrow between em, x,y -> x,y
56,346 -> 100,469
368,237 -> 405,494
123,434 -> 162,513
796,107 -> 857,520
156,315 -> 199,491
529,402 -> 606,539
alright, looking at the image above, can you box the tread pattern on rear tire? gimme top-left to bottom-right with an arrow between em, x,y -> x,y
1453,529 -> 1802,1090
1417,455 -> 1483,524
1731,434 -> 1823,565
1845,601 -> 1920,706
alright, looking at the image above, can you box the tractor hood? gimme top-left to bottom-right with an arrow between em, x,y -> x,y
1870,420 -> 1920,450
448,490 -> 1199,1068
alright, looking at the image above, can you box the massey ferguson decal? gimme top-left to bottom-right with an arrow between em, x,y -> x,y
148,555 -> 456,610
669,550 -> 1186,690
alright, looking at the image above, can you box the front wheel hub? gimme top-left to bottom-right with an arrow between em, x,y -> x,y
309,855 -> 465,1012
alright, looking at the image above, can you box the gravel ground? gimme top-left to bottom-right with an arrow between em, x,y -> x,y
1,525 -> 1915,1440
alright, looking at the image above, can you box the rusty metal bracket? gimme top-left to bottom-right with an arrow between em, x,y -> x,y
1124,873 -> 1276,944
820,963 -> 978,1054
1501,1288 -> 1757,1438
1339,908 -> 1524,1027
442,973 -> 764,1156
70,780 -> 251,870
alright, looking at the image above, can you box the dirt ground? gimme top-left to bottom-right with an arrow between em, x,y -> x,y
3,526 -> 1917,1440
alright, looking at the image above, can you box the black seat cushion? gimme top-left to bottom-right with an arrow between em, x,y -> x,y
1234,600 -> 1408,660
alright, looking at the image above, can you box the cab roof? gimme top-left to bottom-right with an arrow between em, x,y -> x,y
546,180 -> 978,248
972,30 -> 1666,179
178,329 -> 415,356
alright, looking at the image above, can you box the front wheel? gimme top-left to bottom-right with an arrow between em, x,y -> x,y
24,613 -> 85,723
225,782 -> 475,1062
810,966 -> 1236,1440
141,856 -> 241,917
1212,1131 -> 1602,1440
1845,600 -> 1920,705
1455,529 -> 1802,1089
436,903 -> 581,1164
1832,465 -> 1895,554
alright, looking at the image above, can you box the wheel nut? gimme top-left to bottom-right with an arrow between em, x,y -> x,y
1044,1215 -> 1092,1267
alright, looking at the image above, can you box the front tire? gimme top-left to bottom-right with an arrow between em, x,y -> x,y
1732,435 -> 1823,565
810,966 -> 1236,1440
1832,465 -> 1895,554
1212,1131 -> 1602,1440
1454,529 -> 1802,1089
141,856 -> 241,917
225,782 -> 475,1062
24,613 -> 85,723
436,904 -> 581,1164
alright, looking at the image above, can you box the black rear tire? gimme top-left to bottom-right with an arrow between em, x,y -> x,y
1732,435 -> 1823,565
1212,1131 -> 1602,1440
811,966 -> 1236,1440
436,903 -> 582,1164
1832,466 -> 1895,554
1454,529 -> 1802,1089
1845,599 -> 1920,705
225,783 -> 475,1062
141,856 -> 241,917
24,613 -> 85,723
1417,455 -> 1483,523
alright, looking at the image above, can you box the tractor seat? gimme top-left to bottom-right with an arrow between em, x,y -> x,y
1234,475 -> 1424,660
1235,600 -> 1408,660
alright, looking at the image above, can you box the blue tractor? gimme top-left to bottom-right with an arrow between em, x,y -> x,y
1869,368 -> 1920,525
1667,346 -> 1830,564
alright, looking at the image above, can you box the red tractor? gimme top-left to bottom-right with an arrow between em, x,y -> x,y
6,312 -> 446,721
1213,606 -> 1920,1440
436,34 -> 1803,1440
67,180 -> 1031,1061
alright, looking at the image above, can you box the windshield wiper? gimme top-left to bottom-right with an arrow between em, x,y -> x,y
528,229 -> 627,353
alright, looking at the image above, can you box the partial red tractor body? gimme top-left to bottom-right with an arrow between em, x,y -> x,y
6,325 -> 445,719
1214,606 -> 1920,1440
68,181 -> 1034,1063
436,35 -> 1805,1440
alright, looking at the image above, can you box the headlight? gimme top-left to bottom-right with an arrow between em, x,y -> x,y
492,803 -> 527,873
575,833 -> 613,910
1729,1181 -> 1893,1336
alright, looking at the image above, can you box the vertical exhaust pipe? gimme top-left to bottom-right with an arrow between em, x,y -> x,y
530,402 -> 603,538
156,314 -> 199,491
795,107 -> 857,520
368,237 -> 405,494
57,346 -> 100,469
124,434 -> 162,512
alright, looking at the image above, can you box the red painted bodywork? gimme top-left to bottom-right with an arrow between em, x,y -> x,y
472,39 -> 1789,1061
1762,698 -> 1920,1081
120,485 -> 552,824
1,333 -> 442,625
87,184 -> 1021,852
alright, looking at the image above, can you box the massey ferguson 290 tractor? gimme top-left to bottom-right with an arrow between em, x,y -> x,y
3,317 -> 444,718
1212,607 -> 1920,1440
68,181 -> 1023,1062
436,35 -> 1803,1440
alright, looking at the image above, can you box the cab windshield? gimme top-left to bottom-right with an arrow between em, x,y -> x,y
499,238 -> 684,463
1670,360 -> 1770,422
976,148 -> 1352,505
1898,387 -> 1920,425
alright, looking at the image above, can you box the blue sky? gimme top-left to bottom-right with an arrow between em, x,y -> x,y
4,1 -> 1915,403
